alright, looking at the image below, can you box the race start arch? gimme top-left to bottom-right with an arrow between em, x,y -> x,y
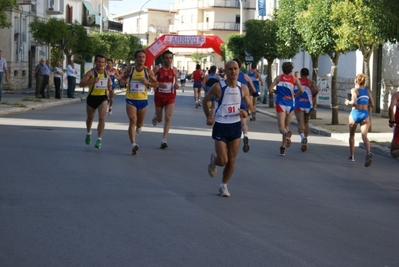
144,34 -> 224,67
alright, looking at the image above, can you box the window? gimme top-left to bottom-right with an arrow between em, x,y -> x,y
22,17 -> 27,42
66,4 -> 73,23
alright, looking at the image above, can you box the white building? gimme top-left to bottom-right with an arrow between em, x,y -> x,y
0,0 -> 122,90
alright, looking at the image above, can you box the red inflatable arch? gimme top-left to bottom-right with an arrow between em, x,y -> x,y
144,34 -> 224,67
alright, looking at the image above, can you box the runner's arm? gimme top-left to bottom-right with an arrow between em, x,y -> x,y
78,70 -> 96,87
268,76 -> 280,94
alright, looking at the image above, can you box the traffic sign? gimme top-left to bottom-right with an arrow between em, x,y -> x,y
245,56 -> 253,61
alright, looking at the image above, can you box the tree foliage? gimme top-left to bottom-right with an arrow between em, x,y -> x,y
90,32 -> 141,63
0,0 -> 17,28
224,34 -> 245,63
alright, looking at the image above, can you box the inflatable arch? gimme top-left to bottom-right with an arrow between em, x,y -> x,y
144,34 -> 224,67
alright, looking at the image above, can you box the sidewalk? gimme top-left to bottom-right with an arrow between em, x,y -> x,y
0,87 -> 395,159
0,87 -> 86,115
255,102 -> 393,158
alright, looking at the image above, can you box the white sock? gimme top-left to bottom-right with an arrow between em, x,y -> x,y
220,183 -> 227,188
97,137 -> 102,141
87,131 -> 92,135
243,133 -> 248,137
131,142 -> 137,148
162,139 -> 167,143
300,133 -> 305,139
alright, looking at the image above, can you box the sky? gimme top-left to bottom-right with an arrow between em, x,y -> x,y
109,0 -> 172,15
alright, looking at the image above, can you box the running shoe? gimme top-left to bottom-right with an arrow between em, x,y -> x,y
301,137 -> 308,152
132,144 -> 139,155
160,141 -> 168,149
208,153 -> 217,177
348,155 -> 355,162
85,134 -> 92,145
285,131 -> 292,148
195,101 -> 199,108
219,184 -> 231,197
280,146 -> 286,156
108,106 -> 112,115
365,152 -> 372,167
152,114 -> 158,126
136,127 -> 142,134
243,136 -> 250,153
94,139 -> 101,149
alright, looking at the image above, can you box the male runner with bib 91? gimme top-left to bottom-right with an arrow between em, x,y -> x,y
202,60 -> 252,197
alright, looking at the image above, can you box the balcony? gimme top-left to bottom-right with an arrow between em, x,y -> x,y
82,14 -> 96,27
46,0 -> 64,15
170,21 -> 245,33
17,0 -> 37,5
170,0 -> 252,11
108,20 -> 123,32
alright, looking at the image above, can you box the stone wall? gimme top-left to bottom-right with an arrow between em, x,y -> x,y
3,61 -> 30,90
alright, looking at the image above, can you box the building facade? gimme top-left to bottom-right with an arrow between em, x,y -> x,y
0,0 -> 122,91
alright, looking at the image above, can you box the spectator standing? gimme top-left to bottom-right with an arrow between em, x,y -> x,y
388,91 -> 399,158
42,59 -> 51,98
35,59 -> 45,98
67,60 -> 77,98
54,61 -> 63,99
0,50 -> 9,102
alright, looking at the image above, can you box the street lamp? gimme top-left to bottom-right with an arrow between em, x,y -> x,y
137,0 -> 152,39
239,0 -> 243,34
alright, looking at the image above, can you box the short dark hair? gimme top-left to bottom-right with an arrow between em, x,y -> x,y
282,62 -> 294,74
94,54 -> 105,62
300,68 -> 309,77
162,50 -> 173,59
134,49 -> 146,58
107,58 -> 113,63
209,65 -> 217,74
233,58 -> 242,68
196,64 -> 201,70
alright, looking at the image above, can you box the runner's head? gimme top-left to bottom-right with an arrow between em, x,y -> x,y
233,58 -> 242,68
300,68 -> 309,78
196,64 -> 201,70
355,73 -> 366,86
134,49 -> 146,66
162,50 -> 173,67
106,58 -> 113,69
94,54 -> 106,71
209,65 -> 217,74
251,62 -> 257,69
225,60 -> 239,81
282,62 -> 293,75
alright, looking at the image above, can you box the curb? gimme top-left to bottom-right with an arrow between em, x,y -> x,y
256,108 -> 396,160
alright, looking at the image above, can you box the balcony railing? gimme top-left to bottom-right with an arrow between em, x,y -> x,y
17,0 -> 37,5
169,21 -> 246,32
108,21 -> 123,32
170,0 -> 252,11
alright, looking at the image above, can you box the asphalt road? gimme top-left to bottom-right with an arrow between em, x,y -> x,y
1,92 -> 399,267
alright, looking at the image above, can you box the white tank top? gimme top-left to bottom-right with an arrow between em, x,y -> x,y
214,80 -> 242,124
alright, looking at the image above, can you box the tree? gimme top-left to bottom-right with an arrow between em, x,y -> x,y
0,0 -> 17,28
294,0 -> 336,119
30,17 -> 68,61
290,0 -> 350,125
64,21 -> 92,62
225,34 -> 245,63
244,19 -> 281,107
332,0 -> 399,87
